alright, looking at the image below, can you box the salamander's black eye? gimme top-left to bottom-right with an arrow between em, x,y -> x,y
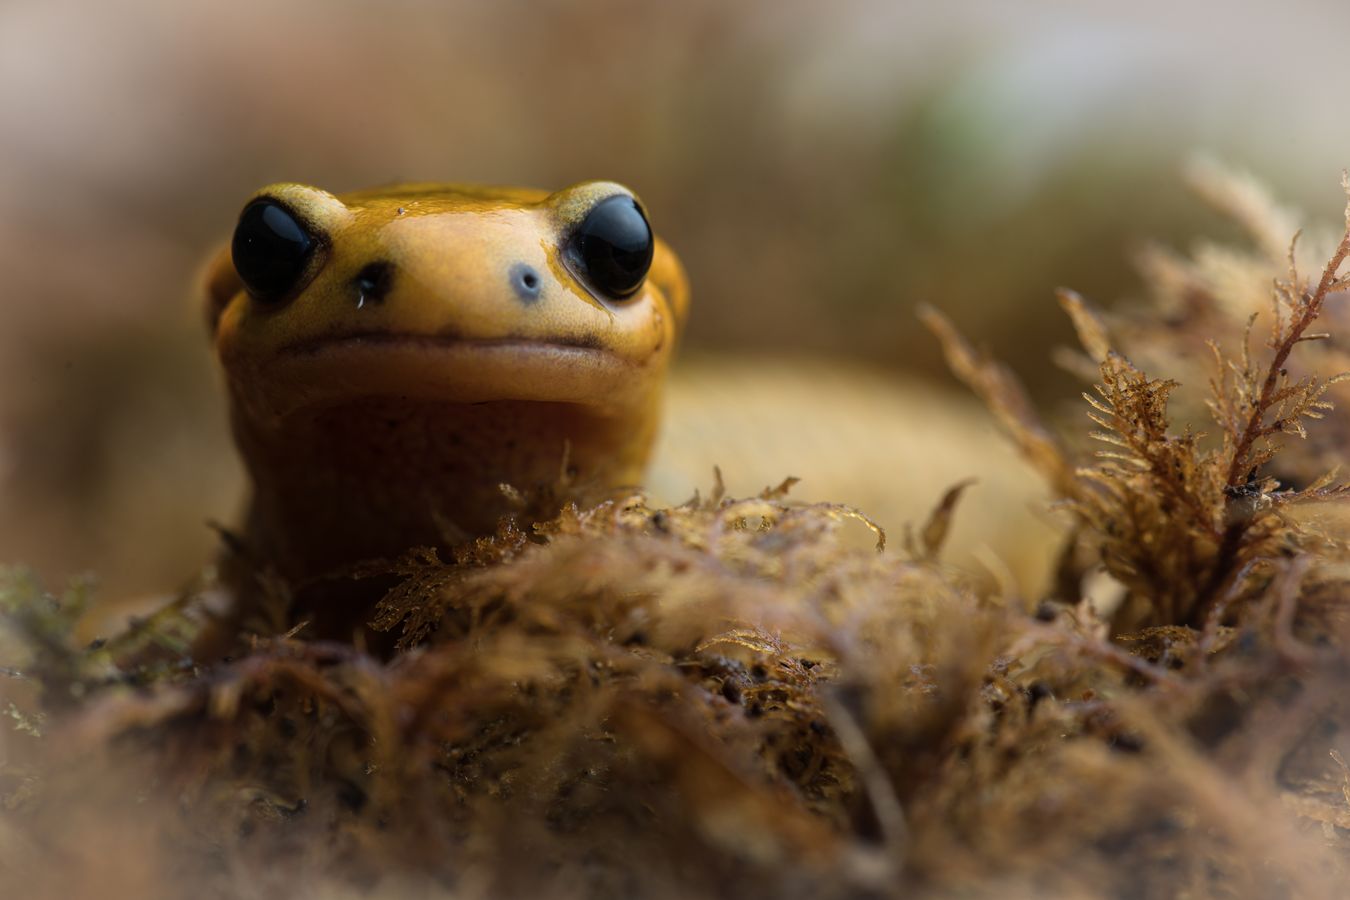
569,195 -> 654,299
231,199 -> 316,302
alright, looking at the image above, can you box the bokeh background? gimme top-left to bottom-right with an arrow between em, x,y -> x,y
5,0 -> 1350,607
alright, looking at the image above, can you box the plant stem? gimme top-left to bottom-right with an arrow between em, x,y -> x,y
1224,228 -> 1350,490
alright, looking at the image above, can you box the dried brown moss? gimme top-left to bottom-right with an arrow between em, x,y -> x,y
3,168 -> 1350,899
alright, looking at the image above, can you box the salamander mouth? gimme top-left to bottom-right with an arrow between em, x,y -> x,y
232,332 -> 650,421
279,330 -> 609,358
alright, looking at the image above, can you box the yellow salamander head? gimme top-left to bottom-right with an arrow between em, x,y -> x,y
208,180 -> 687,417
205,181 -> 688,585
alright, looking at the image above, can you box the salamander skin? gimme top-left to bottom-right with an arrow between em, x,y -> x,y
204,181 -> 688,598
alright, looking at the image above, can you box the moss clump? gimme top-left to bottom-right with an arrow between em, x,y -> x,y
2,167 -> 1350,899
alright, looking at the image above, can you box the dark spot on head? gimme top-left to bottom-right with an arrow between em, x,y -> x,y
509,262 -> 542,304
353,262 -> 393,309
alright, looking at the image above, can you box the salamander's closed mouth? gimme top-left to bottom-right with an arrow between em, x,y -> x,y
236,332 -> 651,421
278,330 -> 613,358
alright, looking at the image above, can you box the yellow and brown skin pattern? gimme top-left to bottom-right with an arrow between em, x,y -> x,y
204,181 -> 688,606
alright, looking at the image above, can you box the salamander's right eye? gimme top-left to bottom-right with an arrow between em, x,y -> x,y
231,199 -> 316,303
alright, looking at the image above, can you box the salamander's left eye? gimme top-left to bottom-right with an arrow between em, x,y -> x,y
569,195 -> 654,299
231,198 -> 316,303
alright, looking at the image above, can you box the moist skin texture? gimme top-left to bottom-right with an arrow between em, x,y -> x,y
204,181 -> 688,631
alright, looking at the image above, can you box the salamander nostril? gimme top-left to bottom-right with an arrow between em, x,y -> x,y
510,262 -> 542,304
353,261 -> 393,309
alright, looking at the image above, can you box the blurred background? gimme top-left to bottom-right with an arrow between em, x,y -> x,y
4,0 -> 1350,610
